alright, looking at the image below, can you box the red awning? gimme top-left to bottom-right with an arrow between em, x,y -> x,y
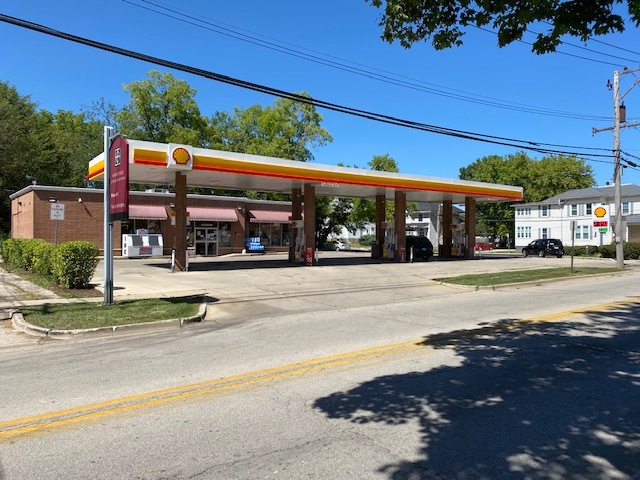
249,210 -> 293,223
129,205 -> 168,220
187,207 -> 239,222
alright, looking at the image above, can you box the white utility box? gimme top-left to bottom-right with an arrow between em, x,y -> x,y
122,234 -> 164,257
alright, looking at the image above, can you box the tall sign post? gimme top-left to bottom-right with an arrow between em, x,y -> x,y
103,128 -> 129,306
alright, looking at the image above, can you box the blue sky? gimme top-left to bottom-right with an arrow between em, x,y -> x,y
2,0 -> 640,188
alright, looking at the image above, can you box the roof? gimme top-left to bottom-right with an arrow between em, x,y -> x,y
88,140 -> 523,205
515,184 -> 640,207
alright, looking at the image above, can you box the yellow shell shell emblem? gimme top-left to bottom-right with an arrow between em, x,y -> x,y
594,206 -> 607,218
172,147 -> 191,165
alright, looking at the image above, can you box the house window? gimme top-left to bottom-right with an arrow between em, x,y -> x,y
516,226 -> 532,238
575,225 -> 590,240
417,213 -> 423,222
569,204 -> 580,216
540,205 -> 549,217
585,203 -> 593,216
516,207 -> 531,216
540,228 -> 549,239
622,202 -> 631,215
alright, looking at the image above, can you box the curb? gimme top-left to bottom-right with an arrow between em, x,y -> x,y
10,302 -> 207,339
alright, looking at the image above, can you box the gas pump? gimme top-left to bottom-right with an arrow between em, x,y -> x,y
384,224 -> 396,260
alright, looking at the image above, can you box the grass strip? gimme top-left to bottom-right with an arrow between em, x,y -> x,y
20,297 -> 202,330
438,267 -> 622,287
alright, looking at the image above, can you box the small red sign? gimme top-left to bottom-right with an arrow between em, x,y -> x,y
593,221 -> 608,227
109,137 -> 129,222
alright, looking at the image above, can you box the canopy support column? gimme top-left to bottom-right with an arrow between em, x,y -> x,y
174,172 -> 188,271
291,188 -> 302,262
374,194 -> 385,259
394,191 -> 406,262
465,197 -> 476,259
442,201 -> 453,258
303,184 -> 316,266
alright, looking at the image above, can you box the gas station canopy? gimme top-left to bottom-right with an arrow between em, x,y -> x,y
88,140 -> 523,204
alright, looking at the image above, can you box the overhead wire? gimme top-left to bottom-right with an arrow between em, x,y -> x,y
0,13 -> 619,168
121,0 -> 610,122
475,26 -> 629,68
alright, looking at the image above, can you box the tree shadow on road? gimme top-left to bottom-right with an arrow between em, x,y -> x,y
314,300 -> 640,479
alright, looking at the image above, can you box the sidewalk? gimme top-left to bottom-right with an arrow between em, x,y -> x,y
2,252 -> 637,342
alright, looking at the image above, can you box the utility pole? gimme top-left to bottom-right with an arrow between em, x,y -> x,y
593,67 -> 640,269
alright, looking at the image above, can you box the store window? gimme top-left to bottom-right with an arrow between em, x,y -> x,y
250,223 -> 292,246
120,219 -> 162,235
219,222 -> 232,247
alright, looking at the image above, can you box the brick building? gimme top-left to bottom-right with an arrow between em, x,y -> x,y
9,185 -> 294,256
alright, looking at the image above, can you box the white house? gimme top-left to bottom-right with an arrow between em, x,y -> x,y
513,184 -> 640,250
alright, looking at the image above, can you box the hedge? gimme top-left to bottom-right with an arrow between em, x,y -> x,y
1,238 -> 99,289
52,241 -> 100,288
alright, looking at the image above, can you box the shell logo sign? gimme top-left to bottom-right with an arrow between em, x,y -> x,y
592,204 -> 610,233
593,206 -> 607,218
167,144 -> 193,170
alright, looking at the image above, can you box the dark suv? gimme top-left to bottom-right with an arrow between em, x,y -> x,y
406,236 -> 434,260
521,238 -> 564,258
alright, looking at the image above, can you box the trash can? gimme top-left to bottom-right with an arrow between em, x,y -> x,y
371,242 -> 378,258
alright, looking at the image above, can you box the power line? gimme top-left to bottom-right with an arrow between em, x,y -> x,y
0,13 -> 618,164
475,26 -> 634,68
122,0 -> 609,122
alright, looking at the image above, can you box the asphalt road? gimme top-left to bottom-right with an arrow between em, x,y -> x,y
1,253 -> 639,479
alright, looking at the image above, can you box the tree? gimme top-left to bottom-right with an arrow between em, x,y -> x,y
207,92 -> 332,163
116,70 -> 207,146
367,0 -> 640,53
207,92 -> 333,201
459,152 -> 595,239
43,110 -> 104,187
350,154 -> 403,230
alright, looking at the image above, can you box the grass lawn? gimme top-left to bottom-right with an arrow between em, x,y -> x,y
20,297 -> 202,330
438,267 -> 623,287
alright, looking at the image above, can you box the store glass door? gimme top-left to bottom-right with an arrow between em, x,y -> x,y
194,224 -> 218,256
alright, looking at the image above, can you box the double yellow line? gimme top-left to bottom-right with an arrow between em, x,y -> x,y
2,296 -> 638,442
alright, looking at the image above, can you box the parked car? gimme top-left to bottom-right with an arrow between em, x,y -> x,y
474,242 -> 493,251
521,238 -> 564,258
324,240 -> 351,251
406,236 -> 434,260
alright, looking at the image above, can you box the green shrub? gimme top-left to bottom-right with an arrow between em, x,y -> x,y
597,242 -> 640,260
32,241 -> 57,277
624,242 -> 640,260
358,234 -> 376,247
564,245 -> 600,257
0,238 -> 28,268
21,239 -> 49,272
52,241 -> 100,289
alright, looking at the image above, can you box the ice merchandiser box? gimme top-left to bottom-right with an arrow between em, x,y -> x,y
122,234 -> 164,257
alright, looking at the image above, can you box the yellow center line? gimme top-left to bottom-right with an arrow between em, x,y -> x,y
2,296 -> 638,441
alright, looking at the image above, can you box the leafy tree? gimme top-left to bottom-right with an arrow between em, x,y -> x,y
459,152 -> 595,239
0,82 -> 76,233
367,0 -> 640,53
315,196 -> 354,248
207,92 -> 332,163
350,154 -> 402,230
43,110 -> 104,187
116,70 -> 207,146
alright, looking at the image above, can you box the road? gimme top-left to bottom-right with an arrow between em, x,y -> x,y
1,260 -> 639,479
